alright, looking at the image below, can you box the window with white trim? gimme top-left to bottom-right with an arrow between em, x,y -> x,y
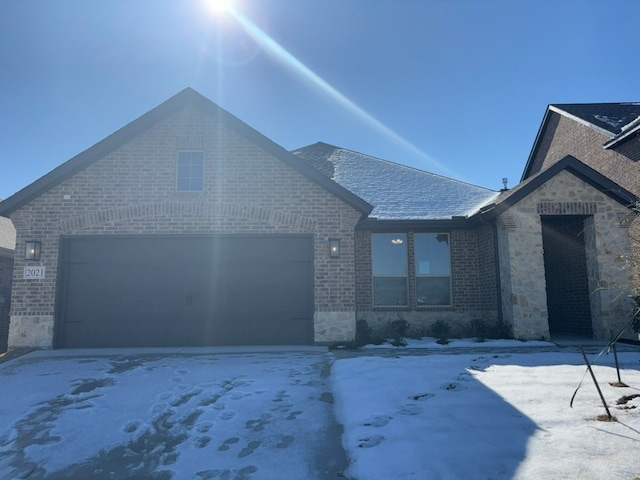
372,233 -> 408,306
415,233 -> 451,306
177,151 -> 204,192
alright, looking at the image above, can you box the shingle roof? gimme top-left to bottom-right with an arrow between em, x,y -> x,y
551,103 -> 640,136
292,143 -> 499,220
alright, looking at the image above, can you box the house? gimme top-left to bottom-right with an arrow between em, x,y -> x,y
523,103 -> 640,293
0,215 -> 16,352
0,89 -> 636,349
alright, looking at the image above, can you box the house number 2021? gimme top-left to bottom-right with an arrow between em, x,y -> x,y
24,266 -> 46,280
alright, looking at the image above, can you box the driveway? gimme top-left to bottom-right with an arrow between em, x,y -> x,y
0,348 -> 347,480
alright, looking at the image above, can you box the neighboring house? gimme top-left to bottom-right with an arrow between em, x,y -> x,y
0,214 -> 16,352
0,89 -> 636,349
522,103 -> 640,293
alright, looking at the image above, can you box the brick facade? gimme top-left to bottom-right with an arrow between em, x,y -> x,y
530,112 -> 640,194
354,227 -> 499,335
529,111 -> 640,299
8,103 -> 364,348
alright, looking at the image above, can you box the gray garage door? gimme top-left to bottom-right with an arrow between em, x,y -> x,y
57,235 -> 314,348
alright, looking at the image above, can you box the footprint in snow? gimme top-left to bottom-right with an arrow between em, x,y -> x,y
363,414 -> 391,427
238,440 -> 261,458
194,435 -> 212,448
357,434 -> 384,448
123,420 -> 140,433
197,421 -> 214,433
287,410 -> 302,420
397,404 -> 422,416
276,435 -> 294,449
219,410 -> 235,420
440,382 -> 466,391
218,437 -> 240,451
410,393 -> 435,401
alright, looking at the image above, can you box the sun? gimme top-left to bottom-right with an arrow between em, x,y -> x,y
205,0 -> 236,15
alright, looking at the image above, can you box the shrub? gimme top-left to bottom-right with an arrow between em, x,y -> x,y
355,320 -> 384,347
469,318 -> 486,342
429,319 -> 450,345
382,319 -> 408,347
406,324 -> 427,340
632,296 -> 640,334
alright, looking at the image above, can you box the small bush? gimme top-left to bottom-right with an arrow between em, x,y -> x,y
406,324 -> 427,340
356,320 -> 384,347
382,319 -> 408,347
469,318 -> 486,342
429,319 -> 450,345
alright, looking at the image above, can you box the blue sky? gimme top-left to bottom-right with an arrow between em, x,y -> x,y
1,0 -> 639,200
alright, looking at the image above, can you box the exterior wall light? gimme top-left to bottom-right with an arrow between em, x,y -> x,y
25,241 -> 42,261
329,239 -> 340,258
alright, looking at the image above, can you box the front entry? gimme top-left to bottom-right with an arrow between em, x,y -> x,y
541,216 -> 593,337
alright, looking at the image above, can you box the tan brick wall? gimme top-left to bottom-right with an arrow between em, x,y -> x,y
8,104 -> 363,347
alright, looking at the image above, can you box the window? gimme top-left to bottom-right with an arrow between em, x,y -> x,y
415,233 -> 451,306
177,151 -> 204,191
372,233 -> 408,306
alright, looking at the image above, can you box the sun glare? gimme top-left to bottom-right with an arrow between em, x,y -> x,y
206,0 -> 235,15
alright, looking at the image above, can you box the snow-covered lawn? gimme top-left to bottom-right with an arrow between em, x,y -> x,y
0,344 -> 638,479
332,347 -> 640,480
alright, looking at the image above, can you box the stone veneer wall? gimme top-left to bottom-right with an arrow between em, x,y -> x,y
354,228 -> 500,336
498,170 -> 634,340
8,103 -> 363,348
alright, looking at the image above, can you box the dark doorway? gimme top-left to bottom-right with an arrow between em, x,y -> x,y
541,216 -> 593,337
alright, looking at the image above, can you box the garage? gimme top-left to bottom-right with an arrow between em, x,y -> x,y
57,235 -> 314,348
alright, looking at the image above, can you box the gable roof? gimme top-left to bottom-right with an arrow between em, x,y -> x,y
550,103 -> 640,136
522,103 -> 640,180
477,155 -> 637,220
292,142 -> 499,221
0,88 -> 372,217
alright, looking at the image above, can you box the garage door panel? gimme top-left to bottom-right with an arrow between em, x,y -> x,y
59,235 -> 314,348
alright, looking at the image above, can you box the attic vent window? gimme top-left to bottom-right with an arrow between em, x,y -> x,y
177,151 -> 204,192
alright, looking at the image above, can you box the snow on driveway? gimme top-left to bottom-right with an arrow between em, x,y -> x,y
332,349 -> 640,480
0,350 -> 345,479
1,345 -> 639,480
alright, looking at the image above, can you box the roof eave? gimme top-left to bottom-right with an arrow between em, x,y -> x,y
479,156 -> 637,221
549,105 -> 617,138
603,121 -> 640,149
521,106 -> 553,181
356,217 -> 478,231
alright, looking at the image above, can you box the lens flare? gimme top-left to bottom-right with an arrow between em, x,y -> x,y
214,4 -> 456,178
